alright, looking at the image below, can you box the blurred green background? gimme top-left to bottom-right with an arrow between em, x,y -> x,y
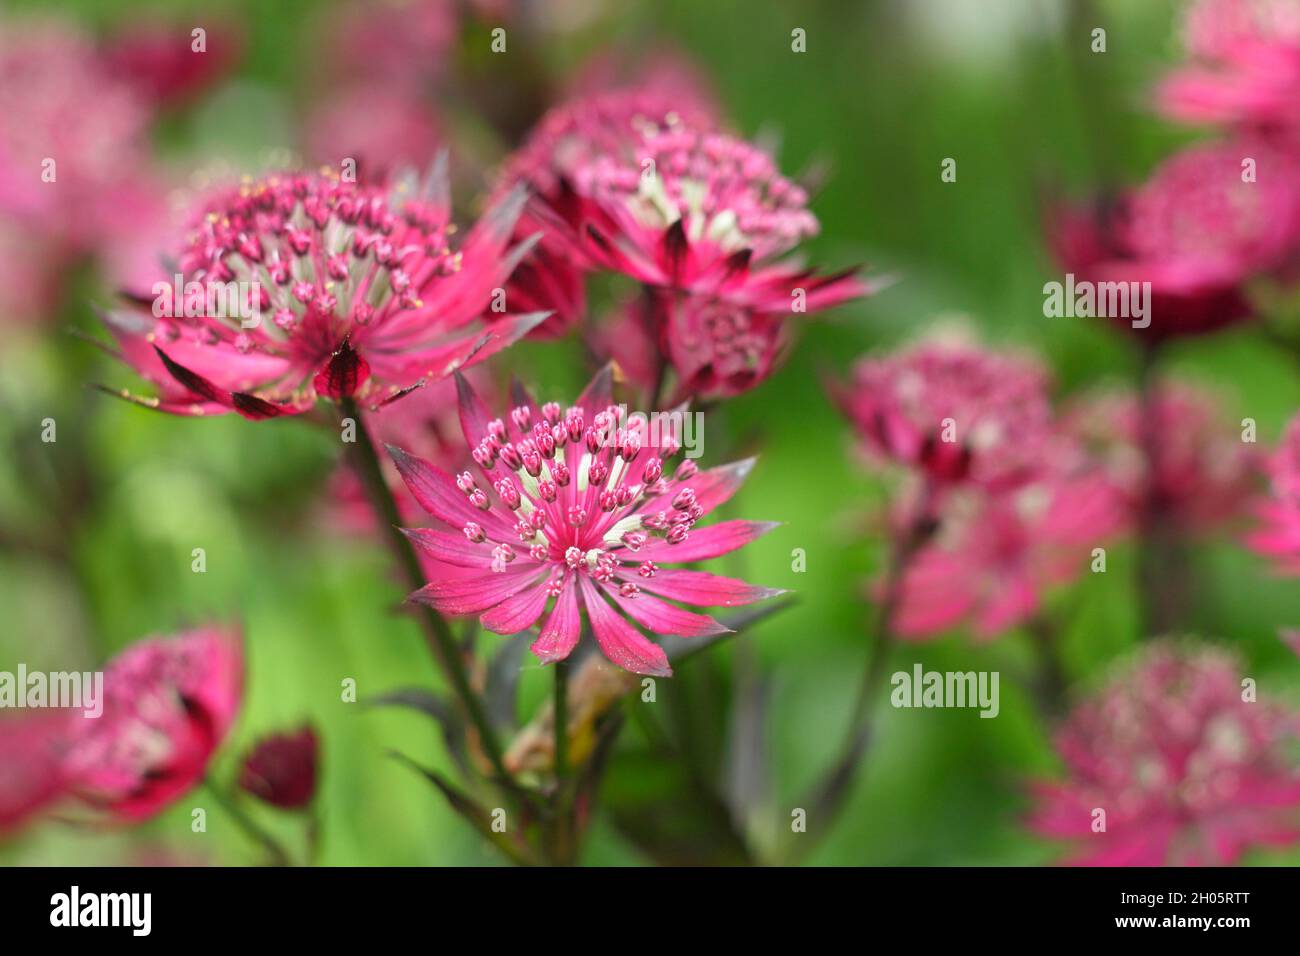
3,0 -> 1299,866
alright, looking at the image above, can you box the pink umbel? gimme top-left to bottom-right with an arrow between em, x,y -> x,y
834,337 -> 1054,490
1064,382 -> 1260,533
1156,0 -> 1300,141
390,366 -> 783,676
1,626 -> 243,830
100,162 -> 546,418
1029,642 -> 1300,866
1246,412 -> 1300,573
1047,138 -> 1300,339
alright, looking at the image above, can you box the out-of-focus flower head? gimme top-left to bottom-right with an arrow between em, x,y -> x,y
305,84 -> 443,180
494,78 -> 720,339
1028,641 -> 1300,865
390,366 -> 783,676
99,161 -> 545,418
238,725 -> 319,810
1245,411 -> 1300,573
103,21 -> 241,110
1063,382 -> 1259,533
833,336 -> 1054,491
0,19 -> 153,244
327,0 -> 458,92
1156,0 -> 1300,141
1047,138 -> 1300,340
62,626 -> 244,823
0,711 -> 72,834
889,456 -> 1127,640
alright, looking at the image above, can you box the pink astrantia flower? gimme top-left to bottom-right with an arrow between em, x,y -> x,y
103,21 -> 241,110
890,463 -> 1126,640
0,18 -> 153,249
61,627 -> 243,822
495,83 -> 720,337
1,626 -> 243,832
305,84 -> 443,179
1156,0 -> 1300,141
1028,642 -> 1300,866
1046,139 -> 1300,339
833,338 -> 1054,491
1245,412 -> 1300,573
390,366 -> 783,676
99,163 -> 545,418
1063,383 -> 1259,533
570,123 -> 871,400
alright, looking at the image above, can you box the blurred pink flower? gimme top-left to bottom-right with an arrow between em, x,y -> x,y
327,0 -> 458,92
305,84 -> 443,178
99,165 -> 545,418
62,627 -> 243,822
1046,139 -> 1300,339
833,338 -> 1054,491
1029,642 -> 1300,866
103,22 -> 241,110
0,19 -> 153,251
1,626 -> 243,833
1245,412 -> 1300,572
239,725 -> 319,810
1156,0 -> 1300,140
390,366 -> 783,676
0,710 -> 71,834
1063,383 -> 1259,533
890,464 -> 1126,640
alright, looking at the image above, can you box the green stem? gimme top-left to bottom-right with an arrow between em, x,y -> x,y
785,493 -> 936,864
553,660 -> 570,784
204,778 -> 292,867
339,397 -> 511,785
548,659 -> 574,866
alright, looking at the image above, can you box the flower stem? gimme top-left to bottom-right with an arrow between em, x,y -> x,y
338,397 -> 511,786
204,777 -> 292,867
1135,343 -> 1182,638
785,495 -> 935,864
553,660 -> 570,784
547,659 -> 575,866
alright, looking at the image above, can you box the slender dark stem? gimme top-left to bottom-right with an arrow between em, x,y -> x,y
547,659 -> 574,866
338,397 -> 511,785
204,778 -> 292,867
1134,343 -> 1181,638
553,661 -> 570,784
785,494 -> 936,864
1028,616 -> 1069,718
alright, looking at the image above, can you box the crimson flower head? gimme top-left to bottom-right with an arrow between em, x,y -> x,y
239,726 -> 319,810
494,84 -> 720,338
1156,0 -> 1300,140
1063,382 -> 1259,533
1246,411 -> 1300,573
834,337 -> 1053,491
390,366 -> 783,676
1029,642 -> 1300,866
1047,138 -> 1300,340
100,162 -> 545,418
63,626 -> 244,823
574,124 -> 871,400
890,463 -> 1126,640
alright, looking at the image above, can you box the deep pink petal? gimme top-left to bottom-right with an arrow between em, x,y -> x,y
531,574 -> 580,663
409,567 -> 542,616
579,575 -> 671,676
634,568 -> 784,608
481,581 -> 552,635
387,445 -> 516,537
606,585 -> 730,638
638,520 -> 778,563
